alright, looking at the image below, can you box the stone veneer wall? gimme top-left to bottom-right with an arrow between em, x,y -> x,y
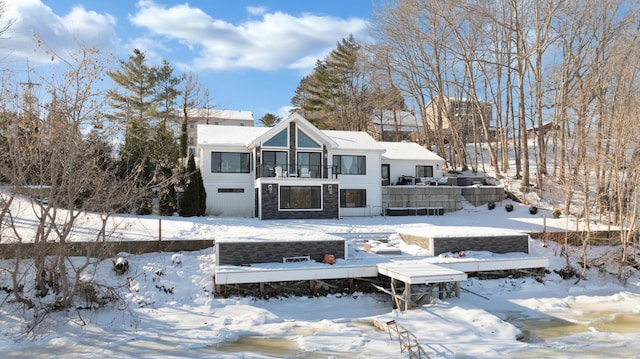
381,185 -> 505,212
400,233 -> 529,255
261,183 -> 339,220
217,240 -> 345,265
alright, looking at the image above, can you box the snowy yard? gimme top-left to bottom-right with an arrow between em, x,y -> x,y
2,199 -> 640,358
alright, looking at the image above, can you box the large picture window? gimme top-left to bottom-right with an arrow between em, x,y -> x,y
340,189 -> 366,208
416,165 -> 434,177
212,152 -> 250,173
280,186 -> 321,210
333,155 -> 366,175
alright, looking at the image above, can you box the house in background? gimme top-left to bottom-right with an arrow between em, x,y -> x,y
371,110 -> 422,142
424,97 -> 493,144
182,109 -> 254,155
379,142 -> 445,186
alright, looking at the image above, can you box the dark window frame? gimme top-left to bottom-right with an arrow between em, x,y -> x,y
416,165 -> 434,177
340,189 -> 366,208
211,152 -> 251,173
279,186 -> 322,210
218,188 -> 245,193
333,155 -> 366,175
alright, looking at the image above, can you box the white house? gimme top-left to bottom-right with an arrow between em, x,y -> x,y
197,113 -> 444,219
379,142 -> 446,186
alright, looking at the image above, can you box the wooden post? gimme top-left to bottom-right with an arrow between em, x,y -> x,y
403,283 -> 411,311
158,218 -> 162,251
455,282 -> 460,298
438,283 -> 445,300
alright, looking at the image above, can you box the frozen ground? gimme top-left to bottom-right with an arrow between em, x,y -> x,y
1,198 -> 640,358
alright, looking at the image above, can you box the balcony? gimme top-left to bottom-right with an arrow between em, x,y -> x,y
256,164 -> 337,179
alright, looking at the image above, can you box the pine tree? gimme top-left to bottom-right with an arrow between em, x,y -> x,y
180,154 -> 206,217
257,113 -> 282,127
107,49 -> 157,180
291,35 -> 372,130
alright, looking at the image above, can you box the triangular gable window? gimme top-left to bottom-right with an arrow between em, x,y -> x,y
298,129 -> 320,148
264,128 -> 288,147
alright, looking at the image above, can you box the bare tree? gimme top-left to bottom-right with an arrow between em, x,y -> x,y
0,45 -> 154,320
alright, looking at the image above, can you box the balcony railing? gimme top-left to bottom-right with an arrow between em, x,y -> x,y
256,164 -> 337,179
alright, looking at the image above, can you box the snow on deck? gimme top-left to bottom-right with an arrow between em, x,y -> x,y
213,248 -> 549,285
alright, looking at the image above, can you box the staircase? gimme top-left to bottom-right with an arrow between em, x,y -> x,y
385,320 -> 430,358
461,197 -> 481,213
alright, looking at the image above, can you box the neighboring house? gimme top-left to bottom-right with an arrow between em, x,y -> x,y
371,110 -> 423,142
197,113 -> 393,219
424,97 -> 494,143
182,109 -> 254,155
379,142 -> 446,186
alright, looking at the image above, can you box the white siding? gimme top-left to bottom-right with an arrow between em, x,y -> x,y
199,147 -> 255,217
331,150 -> 383,217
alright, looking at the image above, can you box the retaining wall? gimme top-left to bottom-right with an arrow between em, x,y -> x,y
216,239 -> 345,265
0,240 -> 214,260
399,233 -> 529,255
381,185 -> 505,212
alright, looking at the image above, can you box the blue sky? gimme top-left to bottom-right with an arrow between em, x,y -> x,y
1,0 -> 374,122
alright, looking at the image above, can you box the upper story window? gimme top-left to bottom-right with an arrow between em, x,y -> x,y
333,155 -> 366,175
297,129 -> 320,148
212,152 -> 250,173
416,165 -> 434,177
264,128 -> 288,147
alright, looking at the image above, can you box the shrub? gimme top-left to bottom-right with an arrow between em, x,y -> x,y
552,208 -> 562,218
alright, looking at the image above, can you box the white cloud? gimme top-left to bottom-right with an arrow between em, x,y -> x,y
1,0 -> 118,64
129,0 -> 368,72
246,6 -> 267,16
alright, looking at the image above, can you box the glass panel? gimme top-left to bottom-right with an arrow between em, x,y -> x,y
340,189 -> 366,208
416,166 -> 433,177
280,186 -> 321,209
381,164 -> 390,186
262,151 -> 288,176
264,128 -> 288,147
212,152 -> 250,173
333,155 -> 366,175
298,129 -> 320,148
297,152 -> 321,178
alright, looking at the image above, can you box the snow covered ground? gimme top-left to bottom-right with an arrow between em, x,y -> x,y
2,198 -> 640,358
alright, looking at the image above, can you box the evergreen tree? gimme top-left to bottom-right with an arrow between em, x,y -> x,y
291,35 -> 372,131
257,113 -> 282,127
180,154 -> 206,217
107,49 -> 157,181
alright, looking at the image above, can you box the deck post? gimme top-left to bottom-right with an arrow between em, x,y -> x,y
402,283 -> 412,311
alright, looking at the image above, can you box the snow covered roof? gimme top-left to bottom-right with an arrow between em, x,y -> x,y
197,113 -> 384,153
323,130 -> 386,152
197,124 -> 268,147
371,110 -> 422,131
379,142 -> 444,161
182,108 -> 254,121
